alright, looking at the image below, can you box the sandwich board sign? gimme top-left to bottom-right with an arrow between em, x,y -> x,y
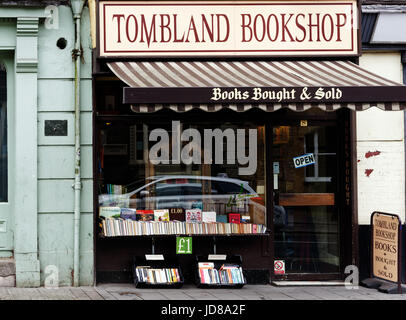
362,211 -> 403,294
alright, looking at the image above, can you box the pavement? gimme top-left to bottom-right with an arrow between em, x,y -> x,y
0,283 -> 405,300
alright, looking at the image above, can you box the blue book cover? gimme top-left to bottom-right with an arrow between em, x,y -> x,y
216,214 -> 228,223
120,208 -> 137,220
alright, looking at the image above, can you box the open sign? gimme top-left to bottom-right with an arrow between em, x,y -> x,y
293,153 -> 315,168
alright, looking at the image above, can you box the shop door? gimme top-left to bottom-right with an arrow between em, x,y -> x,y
272,122 -> 341,279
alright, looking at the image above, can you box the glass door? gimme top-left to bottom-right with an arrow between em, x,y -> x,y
272,123 -> 340,276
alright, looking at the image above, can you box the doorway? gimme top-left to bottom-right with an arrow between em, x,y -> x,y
271,121 -> 343,279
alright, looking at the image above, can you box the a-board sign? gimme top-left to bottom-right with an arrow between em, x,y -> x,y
372,212 -> 401,283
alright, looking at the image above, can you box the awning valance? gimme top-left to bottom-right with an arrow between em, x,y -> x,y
107,60 -> 406,113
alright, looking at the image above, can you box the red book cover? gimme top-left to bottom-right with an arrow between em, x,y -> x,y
228,213 -> 241,224
136,210 -> 154,221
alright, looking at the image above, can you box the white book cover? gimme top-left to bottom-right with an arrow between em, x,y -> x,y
154,209 -> 169,221
202,211 -> 217,223
185,209 -> 202,222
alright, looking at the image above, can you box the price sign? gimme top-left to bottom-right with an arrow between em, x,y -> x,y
176,237 -> 192,254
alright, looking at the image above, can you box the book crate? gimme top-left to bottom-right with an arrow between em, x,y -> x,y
133,255 -> 184,288
195,254 -> 246,289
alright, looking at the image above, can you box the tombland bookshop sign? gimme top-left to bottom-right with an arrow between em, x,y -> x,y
372,212 -> 401,283
98,0 -> 359,58
362,212 -> 403,293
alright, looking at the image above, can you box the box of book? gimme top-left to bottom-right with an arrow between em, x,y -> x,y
133,255 -> 184,288
195,254 -> 246,288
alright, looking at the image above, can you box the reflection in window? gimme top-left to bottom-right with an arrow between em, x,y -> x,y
98,121 -> 266,226
0,63 -> 7,202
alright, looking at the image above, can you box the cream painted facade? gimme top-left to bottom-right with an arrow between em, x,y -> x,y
357,52 -> 405,224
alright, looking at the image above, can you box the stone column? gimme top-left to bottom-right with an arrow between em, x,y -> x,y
14,17 -> 40,287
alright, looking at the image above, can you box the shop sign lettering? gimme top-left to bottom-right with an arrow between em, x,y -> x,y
99,0 -> 359,57
372,213 -> 400,283
210,87 -> 342,102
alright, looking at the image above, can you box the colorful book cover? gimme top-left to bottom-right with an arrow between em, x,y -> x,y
154,209 -> 169,221
120,208 -> 137,220
228,213 -> 241,224
241,215 -> 251,223
186,209 -> 202,222
136,210 -> 154,221
202,211 -> 217,223
99,206 -> 121,218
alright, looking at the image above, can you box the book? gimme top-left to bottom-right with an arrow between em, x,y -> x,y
186,209 -> 202,222
136,210 -> 154,221
228,213 -> 241,224
241,215 -> 251,223
120,208 -> 137,220
154,209 -> 169,221
202,211 -> 217,223
99,206 -> 121,218
169,208 -> 185,221
216,214 -> 228,223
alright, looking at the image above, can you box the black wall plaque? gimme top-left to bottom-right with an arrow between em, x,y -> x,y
44,120 -> 68,136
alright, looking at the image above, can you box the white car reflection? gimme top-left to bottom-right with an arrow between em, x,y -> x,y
99,175 -> 265,216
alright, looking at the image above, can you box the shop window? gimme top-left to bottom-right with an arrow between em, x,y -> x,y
0,63 -> 7,202
98,120 -> 266,226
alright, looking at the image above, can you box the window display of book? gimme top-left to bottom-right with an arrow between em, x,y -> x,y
99,207 -> 267,237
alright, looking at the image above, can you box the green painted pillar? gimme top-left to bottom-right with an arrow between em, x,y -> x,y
14,17 -> 40,287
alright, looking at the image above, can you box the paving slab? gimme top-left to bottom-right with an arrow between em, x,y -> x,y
160,291 -> 195,300
94,287 -> 117,300
69,288 -> 91,300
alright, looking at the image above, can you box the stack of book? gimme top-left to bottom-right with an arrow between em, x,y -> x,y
135,267 -> 181,284
101,219 -> 267,236
198,263 -> 245,285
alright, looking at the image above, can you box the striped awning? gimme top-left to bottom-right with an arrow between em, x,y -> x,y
107,60 -> 406,113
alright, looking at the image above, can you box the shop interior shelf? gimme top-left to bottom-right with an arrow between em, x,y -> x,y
98,233 -> 270,239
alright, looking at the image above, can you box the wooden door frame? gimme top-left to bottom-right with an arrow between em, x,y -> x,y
268,109 -> 357,281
